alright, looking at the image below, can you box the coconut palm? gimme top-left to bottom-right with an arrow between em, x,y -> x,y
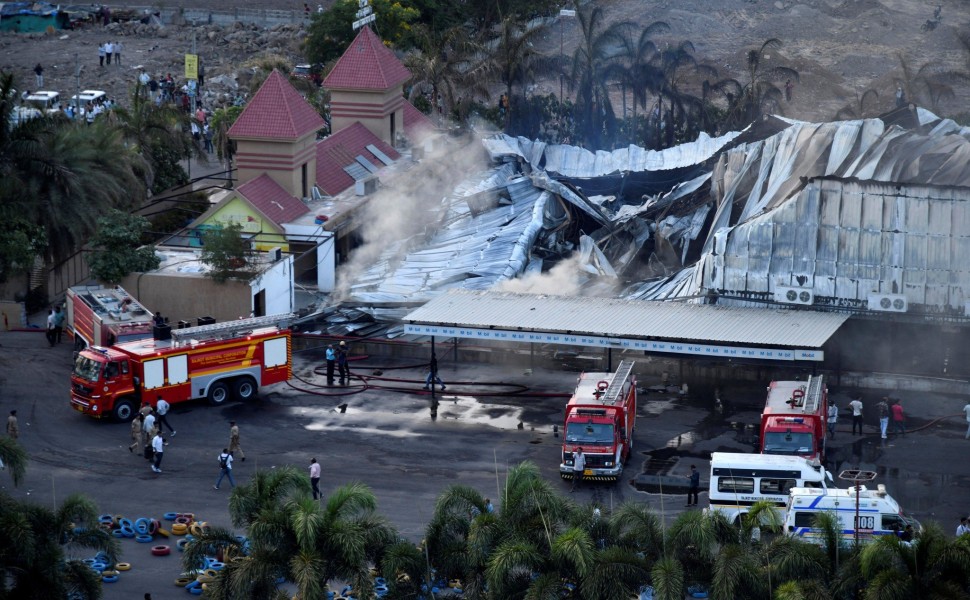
618,21 -> 670,141
404,24 -> 489,124
0,436 -> 27,486
894,53 -> 958,114
834,88 -> 880,120
858,523 -> 970,599
723,38 -> 799,129
567,2 -> 634,147
0,492 -> 119,599
487,15 -> 550,132
647,40 -> 713,148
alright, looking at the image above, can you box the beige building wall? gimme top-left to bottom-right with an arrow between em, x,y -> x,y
329,87 -> 404,145
119,273 -> 252,325
233,133 -> 318,197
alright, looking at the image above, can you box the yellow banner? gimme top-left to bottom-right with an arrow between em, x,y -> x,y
184,54 -> 198,80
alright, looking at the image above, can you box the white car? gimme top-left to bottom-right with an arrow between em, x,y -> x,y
24,90 -> 60,113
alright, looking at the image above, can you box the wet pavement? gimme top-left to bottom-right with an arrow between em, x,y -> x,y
1,329 -> 969,598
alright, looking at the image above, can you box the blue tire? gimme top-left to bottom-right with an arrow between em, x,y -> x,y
184,580 -> 200,590
112,530 -> 126,538
90,562 -> 107,572
121,526 -> 135,538
134,518 -> 150,535
189,587 -> 203,595
119,518 -> 133,529
102,575 -> 119,583
135,534 -> 154,543
163,512 -> 179,521
209,561 -> 225,571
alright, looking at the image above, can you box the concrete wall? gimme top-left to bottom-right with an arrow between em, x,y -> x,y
120,272 -> 251,325
329,88 -> 404,146
159,7 -> 308,28
233,133 -> 318,198
250,255 -> 294,316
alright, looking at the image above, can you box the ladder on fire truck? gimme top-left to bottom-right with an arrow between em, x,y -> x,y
600,360 -> 635,406
170,313 -> 295,344
792,374 -> 825,415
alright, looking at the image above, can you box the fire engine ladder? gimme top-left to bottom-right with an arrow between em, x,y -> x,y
170,313 -> 295,343
601,360 -> 635,406
803,375 -> 824,415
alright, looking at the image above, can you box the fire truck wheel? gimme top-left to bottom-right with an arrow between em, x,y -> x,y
233,377 -> 257,401
113,399 -> 135,422
207,381 -> 230,405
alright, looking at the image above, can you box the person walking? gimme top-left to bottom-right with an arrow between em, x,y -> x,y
214,448 -> 235,489
155,396 -> 175,439
105,40 -> 113,65
570,447 -> 585,492
53,305 -> 65,343
324,344 -> 336,385
686,464 -> 701,507
6,410 -> 18,439
891,399 -> 906,435
98,43 -> 105,67
964,401 -> 970,439
827,401 -> 838,438
128,413 -> 144,453
424,352 -> 445,391
150,432 -> 164,473
143,410 -> 157,458
849,396 -> 864,435
228,421 -> 245,461
877,397 -> 890,440
309,457 -> 321,500
336,341 -> 349,385
46,308 -> 56,347
113,40 -> 122,65
34,63 -> 43,88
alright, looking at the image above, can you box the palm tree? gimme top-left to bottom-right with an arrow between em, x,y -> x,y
894,53 -> 958,114
567,2 -> 634,147
0,492 -> 119,599
619,21 -> 671,142
723,38 -> 799,129
0,436 -> 27,486
404,24 -> 489,125
834,88 -> 880,120
487,15 -> 550,132
648,40 -> 712,148
858,523 -> 970,599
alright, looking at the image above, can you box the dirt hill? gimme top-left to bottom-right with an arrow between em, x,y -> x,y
1,0 -> 966,126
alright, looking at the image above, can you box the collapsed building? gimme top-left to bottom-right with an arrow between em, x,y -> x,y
332,105 -> 970,383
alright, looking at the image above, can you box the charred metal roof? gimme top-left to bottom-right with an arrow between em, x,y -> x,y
404,290 -> 848,349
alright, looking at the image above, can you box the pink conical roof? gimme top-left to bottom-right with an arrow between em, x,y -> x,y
228,70 -> 326,140
323,26 -> 411,92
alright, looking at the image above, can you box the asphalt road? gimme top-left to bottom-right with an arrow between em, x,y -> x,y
2,329 -> 969,599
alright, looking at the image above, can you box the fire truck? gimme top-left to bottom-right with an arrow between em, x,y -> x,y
560,360 -> 637,482
70,313 -> 293,421
759,375 -> 827,461
66,285 -> 155,350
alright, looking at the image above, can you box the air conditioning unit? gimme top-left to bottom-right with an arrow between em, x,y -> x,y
867,293 -> 907,313
268,246 -> 282,262
355,176 -> 378,196
774,285 -> 814,305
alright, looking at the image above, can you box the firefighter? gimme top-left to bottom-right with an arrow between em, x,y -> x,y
336,341 -> 349,385
229,420 -> 245,461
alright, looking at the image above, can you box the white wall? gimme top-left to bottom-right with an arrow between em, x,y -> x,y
283,224 -> 335,292
250,255 -> 294,316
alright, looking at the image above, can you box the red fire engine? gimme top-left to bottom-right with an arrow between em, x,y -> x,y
560,360 -> 637,482
759,375 -> 827,461
70,314 -> 293,421
66,285 -> 155,350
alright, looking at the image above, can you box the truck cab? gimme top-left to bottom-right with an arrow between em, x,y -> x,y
760,376 -> 827,461
71,346 -> 138,420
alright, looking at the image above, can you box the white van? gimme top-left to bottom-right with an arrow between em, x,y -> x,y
24,91 -> 60,113
784,484 -> 921,545
707,452 -> 832,524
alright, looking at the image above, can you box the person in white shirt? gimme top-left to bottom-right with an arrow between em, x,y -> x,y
138,69 -> 150,87
827,401 -> 838,438
104,41 -> 113,65
143,411 -> 156,440
151,433 -> 164,472
570,447 -> 585,492
964,402 -> 970,439
957,517 -> 968,537
309,457 -> 321,499
214,449 -> 235,489
849,397 -> 864,435
155,395 -> 175,439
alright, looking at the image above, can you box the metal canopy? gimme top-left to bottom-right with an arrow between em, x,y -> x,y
403,290 -> 850,362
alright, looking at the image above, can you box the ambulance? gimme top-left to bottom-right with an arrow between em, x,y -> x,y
707,452 -> 832,524
784,484 -> 921,544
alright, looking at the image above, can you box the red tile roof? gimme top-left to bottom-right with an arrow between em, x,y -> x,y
323,26 -> 412,92
236,174 -> 310,226
315,122 -> 401,196
228,70 -> 326,141
402,100 -> 436,142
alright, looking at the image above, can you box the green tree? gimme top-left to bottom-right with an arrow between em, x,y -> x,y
208,105 -> 243,167
488,15 -> 550,133
567,2 -> 634,148
0,436 -> 28,487
858,523 -> 970,599
304,3 -> 420,65
199,222 -> 257,283
0,492 -> 119,599
404,24 -> 489,124
87,209 -> 161,283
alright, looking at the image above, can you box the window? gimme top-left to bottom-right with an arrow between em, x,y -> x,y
793,512 -> 816,528
105,362 -> 120,379
301,163 -> 308,198
762,432 -> 814,455
121,360 -> 129,375
760,478 -> 797,495
717,477 -> 754,494
882,514 -> 905,531
168,355 -> 188,385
